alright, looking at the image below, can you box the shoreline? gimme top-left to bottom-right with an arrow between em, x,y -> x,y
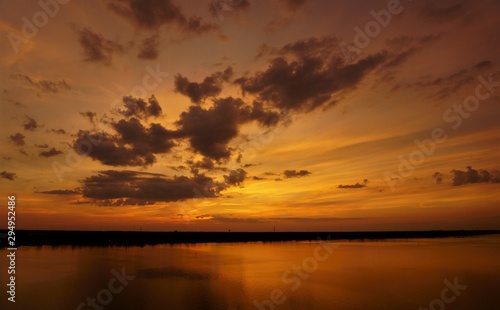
1,229 -> 499,248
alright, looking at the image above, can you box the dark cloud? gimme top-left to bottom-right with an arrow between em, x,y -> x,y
18,149 -> 28,156
9,133 -> 25,146
223,168 -> 247,186
23,115 -> 40,131
37,189 -> 81,195
77,27 -> 125,66
283,169 -> 311,178
252,176 -> 265,180
175,97 -> 244,159
118,95 -> 162,119
35,144 -> 49,148
11,74 -> 70,94
432,172 -> 443,184
188,157 -> 215,171
39,147 -> 63,158
51,128 -> 67,135
75,117 -> 176,166
235,37 -> 387,112
338,183 -> 365,189
79,170 -> 220,206
451,166 -> 500,186
80,111 -> 97,124
174,67 -> 233,103
0,171 -> 17,181
107,0 -> 217,35
138,33 -> 160,60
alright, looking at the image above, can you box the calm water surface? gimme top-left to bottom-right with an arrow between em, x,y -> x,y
1,235 -> 500,310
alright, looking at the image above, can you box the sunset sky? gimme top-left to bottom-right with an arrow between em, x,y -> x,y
1,0 -> 499,231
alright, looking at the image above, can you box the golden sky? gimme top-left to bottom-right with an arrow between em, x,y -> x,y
1,0 -> 499,231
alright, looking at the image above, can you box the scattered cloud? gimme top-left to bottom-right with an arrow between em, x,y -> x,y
77,27 -> 125,66
138,33 -> 160,60
118,95 -> 162,119
174,67 -> 233,103
283,169 -> 311,178
338,179 -> 368,189
11,74 -> 70,94
106,0 -> 217,36
451,166 -> 500,186
39,147 -> 63,158
23,115 -> 40,131
9,133 -> 25,146
0,171 -> 17,181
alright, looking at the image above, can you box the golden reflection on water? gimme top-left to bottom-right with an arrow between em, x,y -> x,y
1,236 -> 499,310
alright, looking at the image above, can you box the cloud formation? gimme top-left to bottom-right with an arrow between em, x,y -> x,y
451,166 -> 500,186
283,169 -> 311,178
79,170 -> 220,206
9,133 -> 25,146
107,0 -> 217,35
118,95 -> 162,119
77,27 -> 125,65
235,36 -> 386,112
138,33 -> 160,60
174,67 -> 233,103
39,147 -> 63,158
23,115 -> 40,131
11,74 -> 71,94
0,171 -> 17,181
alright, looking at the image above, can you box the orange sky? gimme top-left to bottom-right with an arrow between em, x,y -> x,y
1,0 -> 499,231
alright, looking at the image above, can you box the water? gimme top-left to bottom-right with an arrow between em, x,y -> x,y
1,236 -> 500,309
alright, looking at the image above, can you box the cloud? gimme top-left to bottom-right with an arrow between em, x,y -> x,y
174,67 -> 233,103
78,170 -> 221,205
35,144 -> 49,148
223,168 -> 247,186
138,33 -> 160,60
175,97 -> 245,159
0,171 -> 17,181
432,172 -> 443,184
23,115 -> 40,131
39,147 -> 63,158
37,189 -> 81,195
106,0 -> 217,35
9,133 -> 25,146
283,169 -> 311,178
75,118 -> 176,166
77,27 -> 125,65
235,36 -> 387,112
338,179 -> 369,189
11,74 -> 70,94
118,95 -> 162,119
451,166 -> 500,186
51,128 -> 67,135
80,111 -> 98,124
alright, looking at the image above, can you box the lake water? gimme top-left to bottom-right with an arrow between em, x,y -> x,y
1,235 -> 500,309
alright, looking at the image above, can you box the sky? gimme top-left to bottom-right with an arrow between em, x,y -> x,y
0,0 -> 499,231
